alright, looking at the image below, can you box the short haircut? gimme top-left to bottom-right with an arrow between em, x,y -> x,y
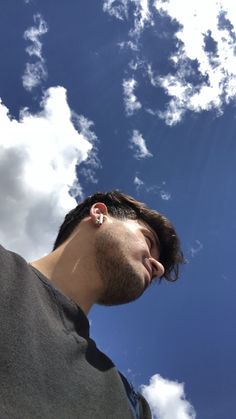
53,190 -> 184,282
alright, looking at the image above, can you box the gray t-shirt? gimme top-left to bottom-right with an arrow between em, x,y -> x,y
0,245 -> 151,419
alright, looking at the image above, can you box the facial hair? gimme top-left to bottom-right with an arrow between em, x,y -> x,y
94,229 -> 146,306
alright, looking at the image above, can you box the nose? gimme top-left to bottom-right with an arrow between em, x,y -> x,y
149,257 -> 165,279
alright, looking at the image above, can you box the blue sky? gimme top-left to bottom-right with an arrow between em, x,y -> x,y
0,1 -> 236,418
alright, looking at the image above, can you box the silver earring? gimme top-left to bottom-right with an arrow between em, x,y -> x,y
95,213 -> 104,225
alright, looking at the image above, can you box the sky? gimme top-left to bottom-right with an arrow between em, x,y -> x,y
0,1 -> 235,418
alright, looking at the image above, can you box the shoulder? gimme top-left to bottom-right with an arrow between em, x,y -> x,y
0,243 -> 10,258
138,393 -> 152,419
118,372 -> 152,419
0,244 -> 15,268
0,244 -> 30,286
0,244 -> 27,268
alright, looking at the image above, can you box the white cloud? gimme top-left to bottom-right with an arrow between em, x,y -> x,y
22,13 -> 48,90
103,0 -> 153,41
141,374 -> 196,419
0,86 -> 95,261
189,239 -> 203,258
71,113 -> 101,184
123,78 -> 142,115
147,63 -> 159,87
133,177 -> 172,200
104,1 -> 236,124
153,0 -> 236,124
103,0 -> 129,21
78,149 -> 101,184
103,2 -> 154,119
160,190 -> 171,201
22,61 -> 47,91
130,129 -> 153,159
24,13 -> 48,59
129,0 -> 153,40
134,175 -> 145,192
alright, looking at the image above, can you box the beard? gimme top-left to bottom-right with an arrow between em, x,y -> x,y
94,229 -> 146,306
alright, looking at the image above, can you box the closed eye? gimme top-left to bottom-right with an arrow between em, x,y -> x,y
140,225 -> 160,258
144,235 -> 154,250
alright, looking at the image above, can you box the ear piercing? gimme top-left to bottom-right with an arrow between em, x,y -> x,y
95,213 -> 104,225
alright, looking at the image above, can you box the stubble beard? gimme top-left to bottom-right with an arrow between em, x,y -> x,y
95,230 -> 145,306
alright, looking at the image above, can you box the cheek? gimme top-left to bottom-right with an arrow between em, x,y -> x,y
124,234 -> 146,259
104,224 -> 147,258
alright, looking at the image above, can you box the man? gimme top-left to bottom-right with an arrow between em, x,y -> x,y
0,190 -> 183,418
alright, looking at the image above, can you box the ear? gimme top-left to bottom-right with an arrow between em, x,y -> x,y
90,202 -> 108,225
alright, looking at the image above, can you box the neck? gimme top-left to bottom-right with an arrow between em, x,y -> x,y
30,242 -> 101,315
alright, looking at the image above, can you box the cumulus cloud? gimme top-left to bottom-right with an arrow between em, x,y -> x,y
22,13 -> 48,90
153,0 -> 236,124
0,86 -> 95,260
141,374 -> 196,419
123,78 -> 142,115
129,129 -> 152,159
104,0 -> 236,124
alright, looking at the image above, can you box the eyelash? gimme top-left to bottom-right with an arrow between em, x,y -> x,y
145,235 -> 153,249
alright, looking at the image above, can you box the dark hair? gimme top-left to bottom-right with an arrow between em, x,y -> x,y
53,190 -> 184,282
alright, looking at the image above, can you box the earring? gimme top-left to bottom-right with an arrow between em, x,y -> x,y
95,213 -> 104,225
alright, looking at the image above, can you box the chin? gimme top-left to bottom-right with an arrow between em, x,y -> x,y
98,285 -> 145,306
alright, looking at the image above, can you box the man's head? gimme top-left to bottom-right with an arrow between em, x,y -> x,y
53,191 -> 184,300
